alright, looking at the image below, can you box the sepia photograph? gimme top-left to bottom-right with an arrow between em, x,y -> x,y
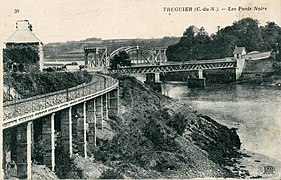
0,0 -> 281,179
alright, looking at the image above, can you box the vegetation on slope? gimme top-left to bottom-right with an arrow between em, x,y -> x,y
3,71 -> 92,101
93,74 -> 241,178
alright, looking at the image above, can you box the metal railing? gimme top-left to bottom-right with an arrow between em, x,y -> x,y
3,75 -> 118,122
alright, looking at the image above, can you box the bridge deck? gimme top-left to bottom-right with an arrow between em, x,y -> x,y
3,75 -> 118,129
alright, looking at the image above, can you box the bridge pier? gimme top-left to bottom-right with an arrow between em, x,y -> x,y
187,69 -> 206,88
3,129 -> 12,178
60,107 -> 73,157
15,122 -> 33,179
108,88 -> 119,117
76,103 -> 87,158
145,73 -> 161,83
235,58 -> 245,80
42,113 -> 55,172
198,69 -> 203,79
155,73 -> 160,82
87,99 -> 97,155
96,96 -> 103,130
103,94 -> 108,122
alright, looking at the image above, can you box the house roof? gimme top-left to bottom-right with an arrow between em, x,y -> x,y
5,20 -> 42,44
233,47 -> 246,54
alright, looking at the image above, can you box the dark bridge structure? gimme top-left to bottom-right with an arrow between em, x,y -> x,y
1,75 -> 119,179
84,46 -> 248,87
84,46 -> 167,68
112,58 -> 245,87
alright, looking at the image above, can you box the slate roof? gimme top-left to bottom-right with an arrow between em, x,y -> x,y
5,20 -> 42,44
233,47 -> 246,54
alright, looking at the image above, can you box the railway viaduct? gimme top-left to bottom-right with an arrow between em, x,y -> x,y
1,74 -> 119,179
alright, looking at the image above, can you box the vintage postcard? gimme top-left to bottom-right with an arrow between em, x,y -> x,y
0,0 -> 281,179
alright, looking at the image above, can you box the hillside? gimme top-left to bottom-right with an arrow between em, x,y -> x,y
69,74 -> 242,179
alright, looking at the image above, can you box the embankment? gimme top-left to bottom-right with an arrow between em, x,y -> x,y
236,60 -> 281,86
88,74 -> 242,178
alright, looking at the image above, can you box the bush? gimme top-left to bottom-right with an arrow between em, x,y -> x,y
4,71 -> 92,100
167,113 -> 187,136
55,137 -> 83,179
99,169 -> 123,179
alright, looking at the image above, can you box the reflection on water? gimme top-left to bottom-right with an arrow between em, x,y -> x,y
169,84 -> 281,161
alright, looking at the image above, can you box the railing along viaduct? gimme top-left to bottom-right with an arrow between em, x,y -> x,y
1,74 -> 119,179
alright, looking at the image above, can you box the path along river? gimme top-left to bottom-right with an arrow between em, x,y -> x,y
168,83 -> 281,161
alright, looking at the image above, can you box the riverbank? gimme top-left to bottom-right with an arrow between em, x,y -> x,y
235,72 -> 281,87
173,82 -> 281,179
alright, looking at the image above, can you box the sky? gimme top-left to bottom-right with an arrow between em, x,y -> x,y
0,0 -> 281,44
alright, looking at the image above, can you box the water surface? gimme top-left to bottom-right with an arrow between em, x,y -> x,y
168,84 -> 281,161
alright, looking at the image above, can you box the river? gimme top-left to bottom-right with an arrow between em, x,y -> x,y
167,83 -> 281,161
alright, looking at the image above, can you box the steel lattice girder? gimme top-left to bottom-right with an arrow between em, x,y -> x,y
113,61 -> 236,74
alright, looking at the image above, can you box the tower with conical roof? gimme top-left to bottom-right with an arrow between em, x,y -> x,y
4,20 -> 44,71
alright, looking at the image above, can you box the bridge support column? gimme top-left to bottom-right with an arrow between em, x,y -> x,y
108,88 -> 119,117
155,73 -> 160,82
188,69 -> 206,88
26,122 -> 33,180
61,107 -> 72,157
235,58 -> 245,80
3,129 -> 13,178
16,122 -> 33,179
198,69 -> 203,79
42,113 -> 55,171
87,99 -> 96,155
103,94 -> 108,122
96,96 -> 103,130
85,53 -> 88,68
76,103 -> 87,158
145,73 -> 161,83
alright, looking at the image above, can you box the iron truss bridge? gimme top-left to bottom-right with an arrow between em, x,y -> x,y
111,59 -> 237,74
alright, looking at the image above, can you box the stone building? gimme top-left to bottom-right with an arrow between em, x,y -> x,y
4,20 -> 44,71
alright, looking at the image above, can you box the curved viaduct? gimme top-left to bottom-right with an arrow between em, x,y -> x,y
2,74 -> 119,179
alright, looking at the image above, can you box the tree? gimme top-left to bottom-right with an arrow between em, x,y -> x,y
231,18 -> 264,51
167,26 -> 212,61
109,51 -> 131,70
3,46 -> 39,64
166,18 -> 281,62
3,46 -> 40,72
261,22 -> 281,51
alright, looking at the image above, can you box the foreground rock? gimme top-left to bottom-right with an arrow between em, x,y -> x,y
230,150 -> 281,179
32,165 -> 58,180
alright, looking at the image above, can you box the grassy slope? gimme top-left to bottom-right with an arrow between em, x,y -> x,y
93,74 -> 241,178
